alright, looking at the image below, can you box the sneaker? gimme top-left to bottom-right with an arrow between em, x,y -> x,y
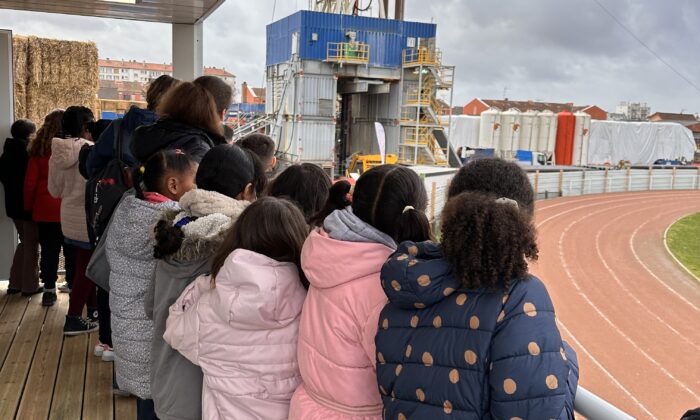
102,348 -> 115,362
22,286 -> 44,296
41,291 -> 57,307
57,282 -> 71,293
63,316 -> 98,336
87,308 -> 98,323
94,342 -> 115,361
112,380 -> 131,397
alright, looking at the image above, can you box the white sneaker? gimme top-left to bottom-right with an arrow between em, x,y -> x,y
102,348 -> 115,362
94,342 -> 111,357
57,282 -> 72,293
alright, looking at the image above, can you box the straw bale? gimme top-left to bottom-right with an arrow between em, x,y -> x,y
12,36 -> 28,121
13,35 -> 98,124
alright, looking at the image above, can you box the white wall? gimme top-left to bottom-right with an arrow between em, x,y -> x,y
0,29 -> 17,279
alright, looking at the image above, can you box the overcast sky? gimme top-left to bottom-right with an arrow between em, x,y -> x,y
1,0 -> 698,114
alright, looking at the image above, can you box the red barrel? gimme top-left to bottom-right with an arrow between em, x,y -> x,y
555,111 -> 576,165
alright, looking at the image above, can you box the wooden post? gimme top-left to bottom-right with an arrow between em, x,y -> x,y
558,170 -> 564,197
534,170 -> 540,197
648,166 -> 653,191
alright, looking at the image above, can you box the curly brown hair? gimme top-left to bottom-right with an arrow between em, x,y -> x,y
441,191 -> 538,290
27,109 -> 63,157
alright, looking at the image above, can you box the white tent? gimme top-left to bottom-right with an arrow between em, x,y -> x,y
443,115 -> 481,149
588,121 -> 696,165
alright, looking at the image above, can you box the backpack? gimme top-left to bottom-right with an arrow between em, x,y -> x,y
85,119 -> 133,245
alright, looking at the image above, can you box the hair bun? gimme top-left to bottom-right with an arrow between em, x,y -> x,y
329,180 -> 352,208
153,220 -> 185,259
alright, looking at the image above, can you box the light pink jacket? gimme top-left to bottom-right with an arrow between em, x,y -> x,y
48,137 -> 92,242
289,229 -> 393,420
164,249 -> 306,420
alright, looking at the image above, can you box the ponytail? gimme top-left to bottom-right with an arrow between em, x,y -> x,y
310,180 -> 352,226
153,218 -> 185,259
441,191 -> 538,291
395,206 -> 433,244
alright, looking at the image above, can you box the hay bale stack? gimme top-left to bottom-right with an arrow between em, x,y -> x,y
13,35 -> 98,124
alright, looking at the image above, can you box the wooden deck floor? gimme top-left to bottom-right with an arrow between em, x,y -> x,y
0,281 -> 136,420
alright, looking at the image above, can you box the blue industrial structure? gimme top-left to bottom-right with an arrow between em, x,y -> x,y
266,10 -> 435,68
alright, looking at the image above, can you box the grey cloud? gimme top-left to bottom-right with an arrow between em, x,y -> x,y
0,0 -> 698,114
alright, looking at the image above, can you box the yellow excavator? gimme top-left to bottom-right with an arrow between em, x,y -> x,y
346,154 -> 398,176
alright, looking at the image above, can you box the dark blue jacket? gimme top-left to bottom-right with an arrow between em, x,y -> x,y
86,106 -> 157,178
375,241 -> 578,420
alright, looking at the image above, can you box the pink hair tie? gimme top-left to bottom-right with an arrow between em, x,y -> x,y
174,149 -> 184,155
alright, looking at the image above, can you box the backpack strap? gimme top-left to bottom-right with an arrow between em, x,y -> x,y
112,119 -> 123,161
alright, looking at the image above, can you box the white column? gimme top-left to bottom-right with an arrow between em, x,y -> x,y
0,29 -> 17,280
172,23 -> 203,81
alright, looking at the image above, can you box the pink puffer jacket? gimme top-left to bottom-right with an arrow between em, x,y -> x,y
289,229 -> 394,420
164,249 -> 306,420
48,137 -> 92,242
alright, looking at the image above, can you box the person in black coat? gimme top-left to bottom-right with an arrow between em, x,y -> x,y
0,119 -> 42,295
131,81 -> 228,163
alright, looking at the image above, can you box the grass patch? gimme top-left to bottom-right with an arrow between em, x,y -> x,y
666,212 -> 700,279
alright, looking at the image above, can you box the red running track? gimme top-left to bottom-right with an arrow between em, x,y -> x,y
531,191 -> 700,419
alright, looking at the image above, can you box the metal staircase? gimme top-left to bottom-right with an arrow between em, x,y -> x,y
232,114 -> 273,140
399,45 -> 457,167
268,64 -> 298,149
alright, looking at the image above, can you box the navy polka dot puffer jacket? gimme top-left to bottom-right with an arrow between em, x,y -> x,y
375,241 -> 579,420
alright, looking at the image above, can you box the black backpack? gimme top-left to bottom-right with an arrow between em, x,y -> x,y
85,120 -> 132,245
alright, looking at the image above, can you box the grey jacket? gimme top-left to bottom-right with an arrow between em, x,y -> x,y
146,189 -> 249,420
106,195 -> 179,399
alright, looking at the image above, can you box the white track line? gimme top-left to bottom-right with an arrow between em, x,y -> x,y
558,206 -> 700,401
557,320 -> 655,419
629,220 -> 700,312
595,207 -> 700,350
663,216 -> 700,285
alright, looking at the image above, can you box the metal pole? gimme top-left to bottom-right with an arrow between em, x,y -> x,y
413,62 -> 422,165
394,0 -> 404,20
447,66 -> 455,166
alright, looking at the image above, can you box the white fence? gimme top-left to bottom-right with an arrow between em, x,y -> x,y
423,166 -> 700,221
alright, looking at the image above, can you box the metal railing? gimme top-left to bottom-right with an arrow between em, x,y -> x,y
326,42 -> 370,64
402,47 -> 442,67
575,386 -> 634,420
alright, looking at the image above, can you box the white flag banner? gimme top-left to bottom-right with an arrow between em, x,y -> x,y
375,122 -> 386,164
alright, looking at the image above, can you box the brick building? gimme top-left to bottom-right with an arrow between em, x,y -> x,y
462,98 -> 608,120
240,82 -> 265,104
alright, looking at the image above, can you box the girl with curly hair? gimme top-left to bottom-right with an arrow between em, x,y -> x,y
375,158 -> 579,420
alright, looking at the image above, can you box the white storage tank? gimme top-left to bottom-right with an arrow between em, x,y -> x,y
500,108 -> 521,158
538,110 -> 558,155
478,108 -> 502,150
519,110 -> 538,151
573,111 -> 592,166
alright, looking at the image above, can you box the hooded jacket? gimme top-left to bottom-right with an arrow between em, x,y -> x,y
0,137 -> 32,220
86,106 -> 157,177
24,155 -> 61,223
375,241 -> 579,420
147,189 -> 249,420
289,208 -> 395,420
164,249 -> 306,420
48,137 -> 92,242
106,194 -> 179,399
131,118 -> 226,163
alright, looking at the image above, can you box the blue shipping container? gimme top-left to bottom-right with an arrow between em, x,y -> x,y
266,11 -> 436,68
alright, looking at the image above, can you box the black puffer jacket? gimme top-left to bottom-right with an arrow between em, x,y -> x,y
0,137 -> 32,220
131,118 -> 226,163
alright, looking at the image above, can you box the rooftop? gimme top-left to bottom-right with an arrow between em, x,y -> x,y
647,112 -> 698,122
99,59 -> 234,78
478,99 -> 599,113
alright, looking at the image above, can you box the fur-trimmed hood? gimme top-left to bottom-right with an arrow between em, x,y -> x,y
154,189 -> 249,263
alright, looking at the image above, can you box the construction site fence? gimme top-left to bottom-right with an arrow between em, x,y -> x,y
423,166 -> 700,223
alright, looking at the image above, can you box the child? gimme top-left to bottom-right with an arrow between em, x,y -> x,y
375,158 -> 579,420
238,133 -> 276,172
289,164 -> 432,420
24,110 -> 69,304
164,197 -> 308,420
266,163 -> 331,224
147,144 -> 264,420
48,106 -> 98,334
106,150 -> 197,418
1,119 -> 40,296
